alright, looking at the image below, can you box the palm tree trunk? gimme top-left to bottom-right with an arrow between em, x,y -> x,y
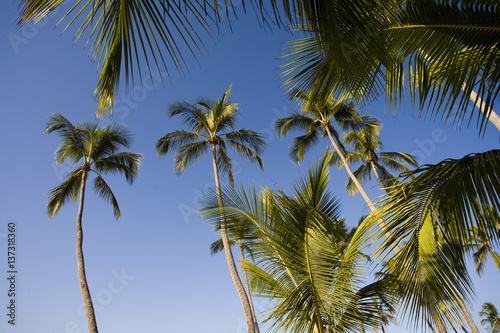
211,144 -> 257,333
323,126 -> 395,243
240,244 -> 260,333
464,84 -> 500,131
76,169 -> 99,333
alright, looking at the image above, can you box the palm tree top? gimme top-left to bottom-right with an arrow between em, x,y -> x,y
156,85 -> 265,185
45,113 -> 142,219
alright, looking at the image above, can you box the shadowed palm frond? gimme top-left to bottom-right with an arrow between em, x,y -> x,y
47,169 -> 82,218
224,138 -> 264,171
273,113 -> 319,138
168,102 -> 209,133
93,174 -> 121,218
289,130 -> 320,164
217,139 -> 235,186
173,140 -> 210,175
156,130 -> 202,157
225,129 -> 266,154
93,151 -> 142,183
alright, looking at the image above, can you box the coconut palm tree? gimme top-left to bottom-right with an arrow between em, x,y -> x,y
468,221 -> 500,276
274,90 -> 381,212
356,150 -> 500,333
45,113 -> 142,333
155,85 -> 265,333
480,302 -> 500,333
280,1 -> 500,134
334,124 -> 417,195
199,153 -> 393,333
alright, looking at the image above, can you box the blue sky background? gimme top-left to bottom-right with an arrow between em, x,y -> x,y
1,2 -> 499,333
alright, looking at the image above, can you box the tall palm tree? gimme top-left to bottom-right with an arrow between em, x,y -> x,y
155,85 -> 265,333
334,124 -> 417,195
274,90 -> 381,210
45,113 -> 142,333
480,302 -> 500,333
199,153 -> 393,333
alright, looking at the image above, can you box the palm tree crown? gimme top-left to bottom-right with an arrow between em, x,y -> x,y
156,85 -> 265,184
46,113 -> 142,219
335,123 -> 418,195
480,302 -> 500,333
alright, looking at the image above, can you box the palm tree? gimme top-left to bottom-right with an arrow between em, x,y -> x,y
199,153 -> 393,333
334,124 -> 417,195
280,1 -> 500,134
155,85 -> 265,333
468,220 -> 500,276
356,150 -> 500,333
480,302 -> 500,333
45,113 -> 142,333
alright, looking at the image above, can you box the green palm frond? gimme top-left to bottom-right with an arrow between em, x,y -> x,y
273,113 -> 319,138
289,130 -> 320,164
168,102 -> 209,133
45,113 -> 86,164
223,138 -> 264,171
379,152 -> 418,170
89,123 -> 134,159
93,151 -> 142,183
20,0 -> 220,117
354,150 -> 500,330
155,130 -> 202,157
224,129 -> 266,154
47,169 -> 82,218
93,174 -> 121,218
173,140 -> 210,175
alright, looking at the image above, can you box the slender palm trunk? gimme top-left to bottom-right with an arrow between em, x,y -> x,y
211,144 -> 257,333
464,84 -> 500,131
240,244 -> 260,333
76,169 -> 99,333
323,126 -> 395,243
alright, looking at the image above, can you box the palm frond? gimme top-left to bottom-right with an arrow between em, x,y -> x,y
93,151 -> 142,183
93,174 -> 121,218
217,139 -> 235,186
355,150 -> 500,330
273,113 -> 318,138
168,102 -> 210,133
47,169 -> 82,218
224,138 -> 264,171
155,130 -> 201,157
224,129 -> 266,154
173,140 -> 209,174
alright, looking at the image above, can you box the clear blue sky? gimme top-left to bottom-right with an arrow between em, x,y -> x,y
0,2 -> 499,333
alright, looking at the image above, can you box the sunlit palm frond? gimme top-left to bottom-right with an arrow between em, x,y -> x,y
168,102 -> 209,133
355,150 -> 500,330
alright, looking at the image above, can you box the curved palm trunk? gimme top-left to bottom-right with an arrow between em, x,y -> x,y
240,244 -> 260,333
211,144 -> 257,333
76,170 -> 99,333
